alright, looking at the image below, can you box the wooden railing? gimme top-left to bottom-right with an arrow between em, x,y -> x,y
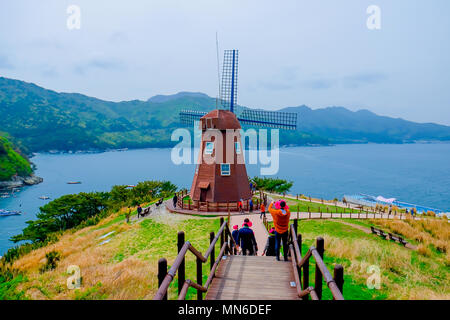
288,221 -> 344,300
175,189 -> 266,213
154,217 -> 236,300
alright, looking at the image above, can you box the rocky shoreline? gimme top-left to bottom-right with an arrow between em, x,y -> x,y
0,174 -> 43,190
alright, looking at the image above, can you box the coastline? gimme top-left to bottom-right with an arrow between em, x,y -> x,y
27,140 -> 450,157
0,174 -> 43,190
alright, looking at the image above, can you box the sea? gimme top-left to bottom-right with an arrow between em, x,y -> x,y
1,143 -> 449,255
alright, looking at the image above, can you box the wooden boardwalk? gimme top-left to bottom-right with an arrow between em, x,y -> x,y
205,255 -> 298,300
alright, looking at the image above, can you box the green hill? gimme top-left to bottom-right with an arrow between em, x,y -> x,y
0,136 -> 32,181
1,76 -> 450,152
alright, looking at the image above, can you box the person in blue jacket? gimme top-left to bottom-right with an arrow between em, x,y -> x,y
237,223 -> 258,255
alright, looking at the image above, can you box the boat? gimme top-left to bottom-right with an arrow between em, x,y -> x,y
0,209 -> 22,216
39,196 -> 51,200
67,181 -> 82,184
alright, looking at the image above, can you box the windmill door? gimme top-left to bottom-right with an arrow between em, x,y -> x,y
199,182 -> 210,202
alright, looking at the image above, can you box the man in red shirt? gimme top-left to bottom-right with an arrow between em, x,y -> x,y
268,200 -> 291,261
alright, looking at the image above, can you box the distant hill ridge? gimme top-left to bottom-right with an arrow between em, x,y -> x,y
1,76 -> 449,152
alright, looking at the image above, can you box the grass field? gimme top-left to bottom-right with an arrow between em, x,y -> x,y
266,218 -> 449,300
2,205 -> 448,300
2,209 -> 221,300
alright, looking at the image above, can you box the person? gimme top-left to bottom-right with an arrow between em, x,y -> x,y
125,206 -> 132,223
249,198 -> 254,212
388,205 -> 392,216
237,223 -> 258,256
173,194 -> 178,208
249,182 -> 253,194
231,225 -> 240,253
268,200 -> 291,261
260,203 -> 266,219
238,199 -> 244,214
262,228 -> 276,256
137,204 -> 143,218
242,218 -> 252,228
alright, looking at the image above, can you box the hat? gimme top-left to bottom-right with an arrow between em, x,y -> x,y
242,221 -> 252,227
233,225 -> 239,230
274,199 -> 289,210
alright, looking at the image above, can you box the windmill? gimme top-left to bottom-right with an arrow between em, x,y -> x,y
179,49 -> 297,209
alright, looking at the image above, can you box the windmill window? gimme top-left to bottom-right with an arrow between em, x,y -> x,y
235,142 -> 241,154
221,163 -> 231,176
204,142 -> 214,155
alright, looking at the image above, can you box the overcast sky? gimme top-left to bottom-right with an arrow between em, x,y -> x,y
1,0 -> 449,125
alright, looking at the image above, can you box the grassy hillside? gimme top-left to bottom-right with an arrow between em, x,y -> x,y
0,135 -> 32,181
262,218 -> 450,300
2,77 -> 450,152
1,208 -> 219,300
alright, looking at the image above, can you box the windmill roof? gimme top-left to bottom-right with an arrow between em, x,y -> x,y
201,109 -> 241,130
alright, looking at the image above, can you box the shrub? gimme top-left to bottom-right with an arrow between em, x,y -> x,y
417,244 -> 431,257
39,251 -> 60,273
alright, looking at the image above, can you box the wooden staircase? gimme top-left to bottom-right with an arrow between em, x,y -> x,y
206,255 -> 299,300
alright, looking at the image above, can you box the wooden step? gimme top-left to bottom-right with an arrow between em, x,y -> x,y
206,255 -> 299,300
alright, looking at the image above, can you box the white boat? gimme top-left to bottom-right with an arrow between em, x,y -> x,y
0,209 -> 21,216
39,196 -> 51,200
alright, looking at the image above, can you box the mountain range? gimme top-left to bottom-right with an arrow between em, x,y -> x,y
1,76 -> 450,154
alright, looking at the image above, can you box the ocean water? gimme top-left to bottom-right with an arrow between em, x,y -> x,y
0,143 -> 449,255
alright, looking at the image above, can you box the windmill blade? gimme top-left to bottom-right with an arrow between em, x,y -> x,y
179,110 -> 207,126
237,108 -> 298,130
220,49 -> 238,113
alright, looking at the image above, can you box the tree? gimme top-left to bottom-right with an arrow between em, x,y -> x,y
250,177 -> 293,194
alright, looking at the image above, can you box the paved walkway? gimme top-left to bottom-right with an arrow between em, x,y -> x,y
229,213 -> 268,256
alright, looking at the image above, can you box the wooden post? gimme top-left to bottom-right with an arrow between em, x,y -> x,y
303,257 -> 309,295
297,204 -> 299,220
334,264 -> 344,295
297,233 -> 302,281
158,258 -> 168,300
210,232 -> 215,270
293,219 -> 298,236
224,227 -> 229,255
220,217 -> 224,248
296,194 -> 299,200
315,237 -> 324,300
177,231 -> 185,295
197,257 -> 203,300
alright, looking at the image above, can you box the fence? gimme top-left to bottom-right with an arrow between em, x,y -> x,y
154,217 -> 235,300
174,189 -> 267,213
288,221 -> 344,300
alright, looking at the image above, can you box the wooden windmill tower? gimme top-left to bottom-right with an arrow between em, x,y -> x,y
180,50 -> 297,209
